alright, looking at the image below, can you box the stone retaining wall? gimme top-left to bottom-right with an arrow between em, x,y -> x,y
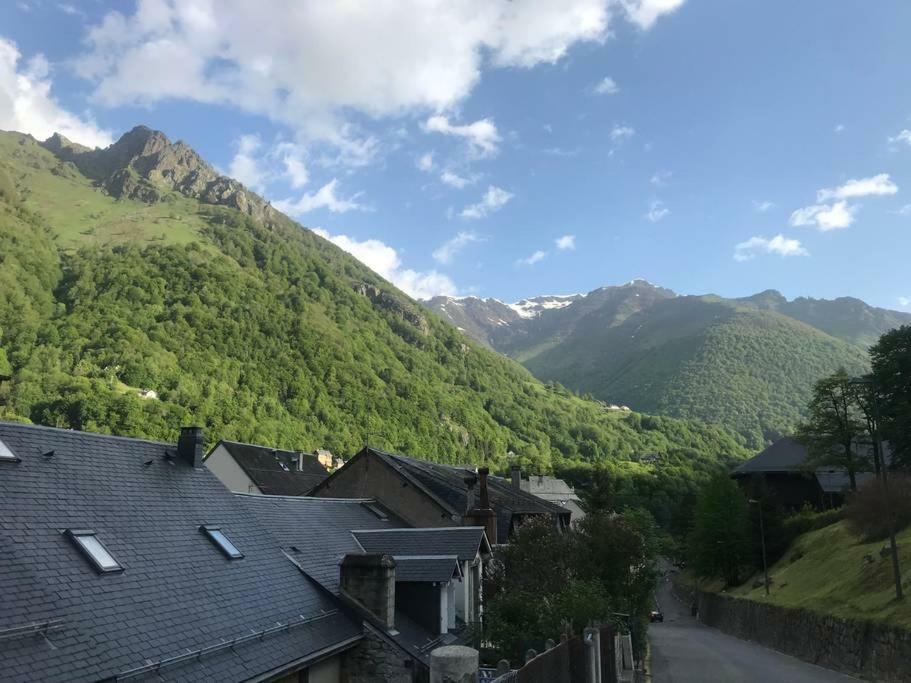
673,580 -> 911,682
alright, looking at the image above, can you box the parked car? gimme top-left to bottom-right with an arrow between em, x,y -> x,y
649,610 -> 664,623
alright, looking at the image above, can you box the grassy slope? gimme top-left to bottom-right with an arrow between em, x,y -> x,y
524,297 -> 869,448
0,129 -> 750,488
728,521 -> 911,629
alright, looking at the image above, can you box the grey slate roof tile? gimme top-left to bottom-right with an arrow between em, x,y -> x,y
210,440 -> 329,496
0,422 -> 360,683
352,527 -> 488,562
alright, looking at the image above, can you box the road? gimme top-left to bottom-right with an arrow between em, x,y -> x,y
647,570 -> 859,683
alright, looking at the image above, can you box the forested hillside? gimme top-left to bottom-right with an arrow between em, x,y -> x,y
0,128 -> 748,497
428,283 -> 893,448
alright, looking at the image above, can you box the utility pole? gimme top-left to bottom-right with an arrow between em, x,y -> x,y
851,376 -> 903,601
749,499 -> 769,596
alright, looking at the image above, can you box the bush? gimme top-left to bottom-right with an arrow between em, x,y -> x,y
782,505 -> 842,542
845,475 -> 911,541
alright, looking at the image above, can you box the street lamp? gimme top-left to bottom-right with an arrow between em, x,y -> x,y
849,376 -> 903,601
748,499 -> 769,596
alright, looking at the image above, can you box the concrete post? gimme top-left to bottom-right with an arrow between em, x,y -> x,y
525,648 -> 538,663
430,645 -> 478,683
592,628 -> 602,683
545,638 -> 556,650
495,659 -> 510,675
584,627 -> 599,683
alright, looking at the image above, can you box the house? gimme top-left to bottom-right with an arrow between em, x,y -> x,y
205,439 -> 329,495
238,494 -> 491,675
0,423 -> 363,682
309,447 -> 571,543
730,436 -> 879,509
316,448 -> 345,471
510,466 -> 586,521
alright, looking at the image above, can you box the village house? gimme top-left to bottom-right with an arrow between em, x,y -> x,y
204,438 -> 329,495
730,436 -> 881,509
510,465 -> 587,521
0,423 -> 361,682
309,447 -> 572,544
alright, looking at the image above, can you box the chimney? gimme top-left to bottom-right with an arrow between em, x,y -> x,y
478,467 -> 491,508
339,553 -> 396,630
177,426 -> 204,468
298,452 -> 306,472
510,465 -> 522,489
463,467 -> 497,545
464,474 -> 477,512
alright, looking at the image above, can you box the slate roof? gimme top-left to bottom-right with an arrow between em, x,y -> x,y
236,494 -> 400,593
236,494 -> 448,663
345,448 -> 571,541
211,440 -> 328,496
0,422 -> 361,683
392,556 -> 461,583
351,527 -> 490,562
731,437 -> 809,474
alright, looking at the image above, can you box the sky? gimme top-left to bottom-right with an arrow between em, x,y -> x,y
1,1 -> 910,309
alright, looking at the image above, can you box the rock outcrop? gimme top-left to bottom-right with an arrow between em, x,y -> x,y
42,127 -> 277,224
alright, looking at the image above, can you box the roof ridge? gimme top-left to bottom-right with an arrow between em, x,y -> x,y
233,493 -> 378,503
217,438 -> 309,454
0,420 -> 173,448
351,527 -> 482,533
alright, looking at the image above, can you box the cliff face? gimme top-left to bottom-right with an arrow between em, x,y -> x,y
42,126 -> 277,223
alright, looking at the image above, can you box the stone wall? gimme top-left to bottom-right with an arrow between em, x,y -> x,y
342,624 -> 425,683
674,580 -> 911,682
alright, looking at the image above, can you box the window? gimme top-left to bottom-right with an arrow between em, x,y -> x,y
65,530 -> 122,573
0,438 -> 18,462
200,525 -> 244,559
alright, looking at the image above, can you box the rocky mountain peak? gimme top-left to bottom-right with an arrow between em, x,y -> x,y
41,125 -> 277,224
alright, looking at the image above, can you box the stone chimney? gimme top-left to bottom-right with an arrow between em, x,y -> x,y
339,553 -> 396,630
464,474 -> 477,512
510,464 -> 522,489
177,426 -> 204,468
463,467 -> 497,545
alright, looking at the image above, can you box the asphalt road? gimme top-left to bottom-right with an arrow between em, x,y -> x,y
647,571 -> 859,683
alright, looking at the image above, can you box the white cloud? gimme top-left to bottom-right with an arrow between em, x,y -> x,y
752,200 -> 775,212
313,228 -> 456,300
440,170 -> 473,189
834,124 -> 845,134
517,250 -> 548,266
280,145 -> 310,189
610,124 -> 636,142
432,231 -> 484,263
645,200 -> 669,223
417,152 -> 434,172
899,296 -> 910,308
593,76 -> 619,95
274,179 -> 366,216
460,185 -> 514,219
650,170 -> 672,186
74,1 -> 680,157
228,134 -> 268,192
734,234 -> 808,262
895,204 -> 911,216
888,130 -> 911,147
424,115 -> 501,157
817,173 -> 898,201
619,0 -> 686,28
555,234 -> 576,250
0,37 -> 112,148
789,200 -> 856,231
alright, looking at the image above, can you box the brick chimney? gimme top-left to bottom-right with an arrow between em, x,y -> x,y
339,553 -> 396,630
463,467 -> 497,545
510,464 -> 522,489
177,427 -> 205,468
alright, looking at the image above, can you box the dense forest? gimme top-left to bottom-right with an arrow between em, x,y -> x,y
0,129 -> 749,515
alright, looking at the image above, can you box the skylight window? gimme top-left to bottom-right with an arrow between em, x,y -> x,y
65,530 -> 122,573
200,525 -> 244,559
0,438 -> 19,462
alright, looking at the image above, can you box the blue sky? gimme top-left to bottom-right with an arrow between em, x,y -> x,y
2,1 -> 910,308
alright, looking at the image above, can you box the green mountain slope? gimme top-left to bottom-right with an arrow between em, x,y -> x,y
428,284 -> 886,448
0,128 -> 749,487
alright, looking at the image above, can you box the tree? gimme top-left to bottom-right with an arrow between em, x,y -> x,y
795,368 -> 868,490
870,326 -> 911,469
689,474 -> 750,586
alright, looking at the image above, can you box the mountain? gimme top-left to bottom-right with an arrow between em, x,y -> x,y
0,126 -> 749,519
426,282 -> 911,448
